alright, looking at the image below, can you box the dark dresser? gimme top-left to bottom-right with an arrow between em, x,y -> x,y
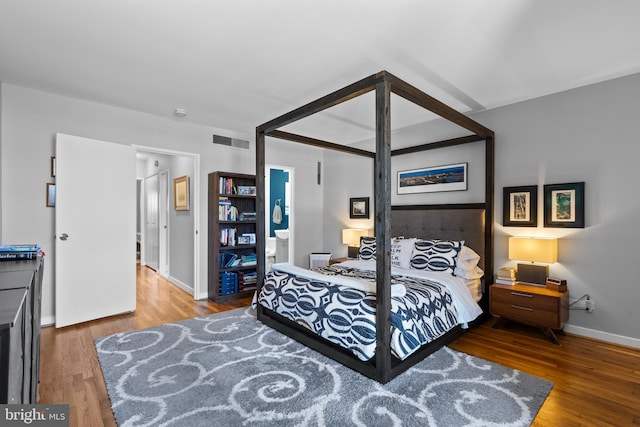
0,257 -> 44,404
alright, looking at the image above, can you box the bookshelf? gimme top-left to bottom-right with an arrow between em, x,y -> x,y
208,171 -> 258,302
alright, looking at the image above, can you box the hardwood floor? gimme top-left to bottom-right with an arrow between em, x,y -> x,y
38,267 -> 640,426
449,320 -> 640,426
37,264 -> 252,427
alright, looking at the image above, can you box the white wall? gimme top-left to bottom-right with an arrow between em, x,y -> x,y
0,83 -> 255,321
265,138 -> 324,267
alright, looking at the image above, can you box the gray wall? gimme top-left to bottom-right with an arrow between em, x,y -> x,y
475,72 -> 640,345
320,72 -> 640,347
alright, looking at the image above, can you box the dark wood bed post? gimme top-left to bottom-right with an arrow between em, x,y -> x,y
255,128 -> 266,296
254,70 -> 495,383
374,77 -> 393,382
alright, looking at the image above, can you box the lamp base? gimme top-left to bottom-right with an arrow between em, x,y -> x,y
517,263 -> 549,285
347,246 -> 359,259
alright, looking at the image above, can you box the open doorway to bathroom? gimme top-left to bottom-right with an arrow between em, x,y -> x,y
265,164 -> 294,270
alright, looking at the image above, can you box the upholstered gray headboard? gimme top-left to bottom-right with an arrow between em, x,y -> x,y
390,206 -> 486,275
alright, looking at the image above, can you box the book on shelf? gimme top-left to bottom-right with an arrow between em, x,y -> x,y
218,200 -> 238,221
239,212 -> 256,221
219,228 -> 237,246
241,253 -> 257,266
219,177 -> 235,195
495,278 -> 517,285
219,252 -> 238,268
220,272 -> 238,295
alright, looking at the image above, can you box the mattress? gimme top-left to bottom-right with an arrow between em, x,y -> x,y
256,260 -> 482,361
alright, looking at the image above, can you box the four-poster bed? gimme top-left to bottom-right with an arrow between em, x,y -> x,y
255,71 -> 494,383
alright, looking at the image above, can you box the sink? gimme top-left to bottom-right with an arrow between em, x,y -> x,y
274,229 -> 289,240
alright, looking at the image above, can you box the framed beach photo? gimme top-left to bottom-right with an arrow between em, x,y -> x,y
503,185 -> 537,227
397,162 -> 467,194
173,175 -> 190,211
544,182 -> 585,228
350,197 -> 369,219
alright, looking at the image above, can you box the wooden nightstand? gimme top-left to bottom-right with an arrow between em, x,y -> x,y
490,282 -> 569,344
329,257 -> 348,265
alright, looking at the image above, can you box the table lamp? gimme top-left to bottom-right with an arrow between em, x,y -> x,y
508,237 -> 558,285
342,228 -> 369,258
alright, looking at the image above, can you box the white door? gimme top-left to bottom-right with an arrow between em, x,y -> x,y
158,170 -> 170,278
55,133 -> 136,328
144,175 -> 159,271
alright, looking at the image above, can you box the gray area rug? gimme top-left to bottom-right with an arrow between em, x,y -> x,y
95,307 -> 552,426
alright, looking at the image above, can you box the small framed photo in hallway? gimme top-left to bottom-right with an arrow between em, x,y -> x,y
174,175 -> 190,211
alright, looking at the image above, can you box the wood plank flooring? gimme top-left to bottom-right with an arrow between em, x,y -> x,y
38,266 -> 640,426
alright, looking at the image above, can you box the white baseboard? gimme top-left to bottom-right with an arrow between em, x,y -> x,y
168,275 -> 193,295
564,324 -> 640,349
40,316 -> 55,327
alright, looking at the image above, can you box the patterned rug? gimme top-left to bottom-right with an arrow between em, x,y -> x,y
95,307 -> 552,426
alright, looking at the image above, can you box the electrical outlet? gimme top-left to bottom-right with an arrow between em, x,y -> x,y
585,299 -> 595,312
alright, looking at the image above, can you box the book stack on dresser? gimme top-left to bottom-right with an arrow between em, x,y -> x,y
495,267 -> 517,285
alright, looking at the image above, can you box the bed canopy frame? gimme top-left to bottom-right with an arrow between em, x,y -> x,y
255,70 -> 494,383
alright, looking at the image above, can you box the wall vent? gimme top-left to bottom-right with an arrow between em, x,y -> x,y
213,134 -> 250,149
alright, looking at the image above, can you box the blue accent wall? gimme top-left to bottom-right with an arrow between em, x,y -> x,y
269,169 -> 289,236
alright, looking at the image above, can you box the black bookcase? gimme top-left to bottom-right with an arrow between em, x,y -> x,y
208,171 -> 258,302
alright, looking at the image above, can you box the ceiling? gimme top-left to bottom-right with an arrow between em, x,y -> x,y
1,0 -> 639,146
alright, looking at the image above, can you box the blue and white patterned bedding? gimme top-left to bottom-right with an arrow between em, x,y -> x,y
256,260 -> 482,361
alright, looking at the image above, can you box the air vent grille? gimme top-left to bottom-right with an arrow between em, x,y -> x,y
213,134 -> 250,149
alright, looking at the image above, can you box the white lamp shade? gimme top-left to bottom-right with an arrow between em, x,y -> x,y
342,228 -> 369,246
508,237 -> 558,263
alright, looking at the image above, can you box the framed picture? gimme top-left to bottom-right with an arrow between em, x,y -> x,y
350,197 -> 369,219
50,156 -> 56,177
173,175 -> 190,211
237,185 -> 256,196
503,185 -> 537,227
46,183 -> 56,207
544,182 -> 585,228
397,162 -> 467,194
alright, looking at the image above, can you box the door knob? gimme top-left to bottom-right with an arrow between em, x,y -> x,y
59,233 -> 69,241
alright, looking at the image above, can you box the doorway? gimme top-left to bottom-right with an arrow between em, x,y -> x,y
135,146 -> 201,297
265,164 -> 294,268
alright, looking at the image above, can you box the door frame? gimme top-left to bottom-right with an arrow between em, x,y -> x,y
134,145 -> 201,298
158,169 -> 170,278
265,164 -> 295,263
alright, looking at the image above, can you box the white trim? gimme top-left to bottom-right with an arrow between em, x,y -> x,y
565,324 -> 640,349
168,275 -> 193,295
133,144 -> 200,299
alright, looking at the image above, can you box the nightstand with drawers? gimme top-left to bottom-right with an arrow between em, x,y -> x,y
490,282 -> 569,344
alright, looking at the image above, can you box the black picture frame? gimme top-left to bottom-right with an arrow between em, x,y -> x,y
503,185 -> 538,227
544,182 -> 585,228
349,197 -> 369,219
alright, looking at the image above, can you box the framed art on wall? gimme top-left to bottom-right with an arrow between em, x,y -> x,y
350,197 -> 369,219
544,182 -> 584,228
503,185 -> 537,227
174,175 -> 190,211
397,162 -> 467,194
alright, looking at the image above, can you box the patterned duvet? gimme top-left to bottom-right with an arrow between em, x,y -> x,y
257,264 -> 461,361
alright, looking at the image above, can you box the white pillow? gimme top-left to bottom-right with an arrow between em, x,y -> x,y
456,245 -> 481,271
390,237 -> 416,269
455,265 -> 484,280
